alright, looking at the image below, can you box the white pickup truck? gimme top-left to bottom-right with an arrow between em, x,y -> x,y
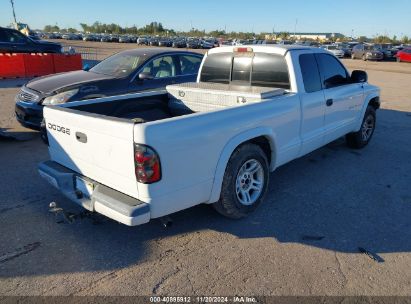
39,45 -> 380,226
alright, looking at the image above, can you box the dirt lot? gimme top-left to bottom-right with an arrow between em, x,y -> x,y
0,43 -> 411,297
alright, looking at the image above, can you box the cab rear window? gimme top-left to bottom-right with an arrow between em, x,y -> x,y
199,53 -> 232,84
200,52 -> 290,89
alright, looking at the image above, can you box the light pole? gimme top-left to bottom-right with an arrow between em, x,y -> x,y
294,19 -> 298,40
10,0 -> 17,23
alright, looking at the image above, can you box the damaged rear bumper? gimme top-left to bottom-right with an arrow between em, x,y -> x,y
38,161 -> 150,226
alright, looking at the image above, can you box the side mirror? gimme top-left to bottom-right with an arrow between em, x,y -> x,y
351,70 -> 368,83
138,72 -> 154,81
83,64 -> 90,71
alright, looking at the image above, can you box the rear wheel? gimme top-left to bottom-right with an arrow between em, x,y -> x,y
346,106 -> 376,149
213,144 -> 269,219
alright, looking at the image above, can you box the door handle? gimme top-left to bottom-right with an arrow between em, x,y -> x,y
75,132 -> 87,143
326,99 -> 334,107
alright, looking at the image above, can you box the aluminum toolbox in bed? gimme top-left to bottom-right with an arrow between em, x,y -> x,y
167,82 -> 285,114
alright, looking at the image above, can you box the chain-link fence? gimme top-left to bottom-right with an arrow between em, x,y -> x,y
62,45 -> 100,68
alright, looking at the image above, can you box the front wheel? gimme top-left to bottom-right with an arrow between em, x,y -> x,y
346,106 -> 376,149
213,144 -> 269,219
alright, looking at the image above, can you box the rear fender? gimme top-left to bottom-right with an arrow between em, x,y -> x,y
208,127 -> 277,204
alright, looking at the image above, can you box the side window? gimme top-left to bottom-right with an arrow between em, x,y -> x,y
299,54 -> 322,93
251,53 -> 290,89
200,53 -> 232,84
0,29 -> 8,42
142,56 -> 176,79
315,54 -> 350,89
179,55 -> 202,75
6,30 -> 27,43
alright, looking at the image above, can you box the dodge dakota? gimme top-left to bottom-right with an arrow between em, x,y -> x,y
38,45 -> 380,226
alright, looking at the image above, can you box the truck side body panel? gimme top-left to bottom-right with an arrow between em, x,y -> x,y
135,94 -> 301,218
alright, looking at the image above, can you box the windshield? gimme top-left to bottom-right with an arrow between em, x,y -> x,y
90,52 -> 148,77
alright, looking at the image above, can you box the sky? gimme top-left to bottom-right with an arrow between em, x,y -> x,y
1,0 -> 411,38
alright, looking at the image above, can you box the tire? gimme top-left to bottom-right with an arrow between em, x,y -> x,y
362,54 -> 367,61
213,143 -> 269,219
346,106 -> 376,149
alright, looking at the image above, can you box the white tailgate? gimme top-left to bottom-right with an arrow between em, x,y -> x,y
44,106 -> 138,198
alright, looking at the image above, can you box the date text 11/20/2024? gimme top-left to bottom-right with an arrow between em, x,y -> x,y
149,296 -> 258,303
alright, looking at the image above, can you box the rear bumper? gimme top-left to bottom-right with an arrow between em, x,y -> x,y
15,101 -> 43,130
38,161 -> 150,226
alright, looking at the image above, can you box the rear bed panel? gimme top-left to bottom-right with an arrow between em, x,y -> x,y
44,106 -> 138,198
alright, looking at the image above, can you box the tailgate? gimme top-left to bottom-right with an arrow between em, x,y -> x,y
43,106 -> 138,198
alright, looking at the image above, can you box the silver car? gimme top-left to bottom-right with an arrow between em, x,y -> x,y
322,45 -> 345,58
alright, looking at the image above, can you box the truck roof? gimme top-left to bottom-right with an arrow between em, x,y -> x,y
208,45 -> 324,56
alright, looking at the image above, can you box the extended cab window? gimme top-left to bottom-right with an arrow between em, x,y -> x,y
200,52 -> 290,89
252,53 -> 290,89
315,53 -> 350,89
200,53 -> 232,84
232,56 -> 252,83
299,54 -> 322,93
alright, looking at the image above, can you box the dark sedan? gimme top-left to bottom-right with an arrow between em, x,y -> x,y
351,44 -> 383,61
15,48 -> 203,130
0,27 -> 61,53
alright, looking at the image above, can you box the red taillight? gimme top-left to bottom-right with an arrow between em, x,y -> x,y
134,144 -> 161,184
234,47 -> 253,53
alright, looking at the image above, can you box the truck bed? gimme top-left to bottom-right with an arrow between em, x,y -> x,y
60,83 -> 285,124
60,91 -> 177,124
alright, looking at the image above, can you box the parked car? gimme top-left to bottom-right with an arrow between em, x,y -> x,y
322,45 -> 345,58
100,35 -> 110,42
373,44 -> 394,60
172,39 -> 187,48
158,39 -> 172,47
186,39 -> 200,49
0,27 -> 61,53
336,43 -> 352,57
15,49 -> 203,130
351,44 -> 383,61
38,45 -> 379,226
83,34 -> 98,42
119,36 -> 131,43
137,37 -> 149,45
396,48 -> 411,62
149,38 -> 159,46
200,40 -> 214,49
109,35 -> 119,43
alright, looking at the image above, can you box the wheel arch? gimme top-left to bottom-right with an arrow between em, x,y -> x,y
355,92 -> 380,131
207,128 -> 277,204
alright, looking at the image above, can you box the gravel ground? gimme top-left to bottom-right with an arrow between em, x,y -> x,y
0,44 -> 410,297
